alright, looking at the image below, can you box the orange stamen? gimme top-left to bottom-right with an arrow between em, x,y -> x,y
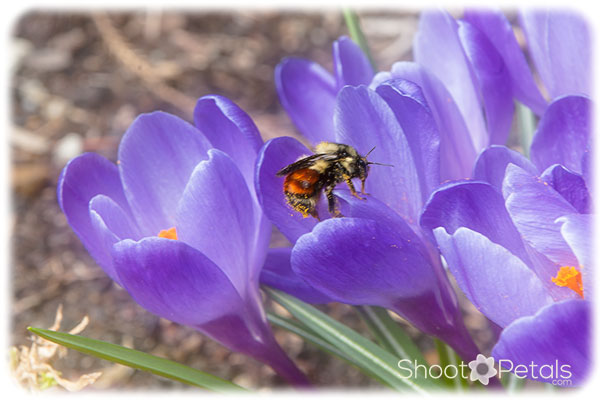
551,266 -> 584,298
158,227 -> 178,240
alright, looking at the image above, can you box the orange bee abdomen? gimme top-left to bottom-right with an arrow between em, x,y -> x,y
283,168 -> 320,196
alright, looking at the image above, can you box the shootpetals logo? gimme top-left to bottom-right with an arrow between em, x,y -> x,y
397,354 -> 573,386
468,354 -> 497,385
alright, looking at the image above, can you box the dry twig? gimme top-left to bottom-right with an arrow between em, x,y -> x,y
92,13 -> 196,113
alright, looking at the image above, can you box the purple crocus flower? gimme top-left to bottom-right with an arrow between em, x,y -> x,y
279,30 -> 491,182
369,9 -> 517,181
258,78 -> 483,363
58,95 -> 309,386
275,35 -> 374,144
519,10 -> 592,101
383,9 -> 591,180
413,9 -> 515,151
421,95 -> 592,386
463,8 -> 591,109
279,16 -> 522,183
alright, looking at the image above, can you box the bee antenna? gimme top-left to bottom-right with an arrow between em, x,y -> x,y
365,146 -> 377,157
367,161 -> 394,167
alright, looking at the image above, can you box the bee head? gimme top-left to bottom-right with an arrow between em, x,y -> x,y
357,156 -> 369,180
362,147 -> 393,174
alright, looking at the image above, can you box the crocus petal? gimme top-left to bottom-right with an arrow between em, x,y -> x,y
470,158 -> 579,301
434,227 -> 553,327
334,85 -> 422,225
292,217 -> 455,331
193,95 -> 263,192
88,195 -> 141,283
255,136 -> 317,243
520,11 -> 592,99
336,192 -> 425,247
291,203 -> 480,362
113,237 -> 244,327
541,164 -> 591,214
293,212 -> 430,306
200,312 -> 310,387
388,62 -> 476,180
503,164 -> 579,266
118,112 -> 211,235
89,195 -> 141,241
114,237 -> 309,387
463,9 -> 546,115
192,97 -> 270,276
581,150 -> 591,190
58,152 -> 132,278
457,20 -> 514,145
557,214 -> 592,299
275,57 -> 337,143
414,10 -> 487,151
492,299 -> 591,386
332,36 -> 374,88
473,145 -> 538,190
530,95 -> 592,175
421,180 -> 530,263
522,244 -> 579,302
369,71 -> 393,88
260,247 -> 332,304
176,149 -> 262,297
375,79 -> 440,200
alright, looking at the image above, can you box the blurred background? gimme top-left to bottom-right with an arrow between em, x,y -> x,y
10,10 -> 496,390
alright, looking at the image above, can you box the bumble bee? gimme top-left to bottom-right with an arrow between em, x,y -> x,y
276,142 -> 391,219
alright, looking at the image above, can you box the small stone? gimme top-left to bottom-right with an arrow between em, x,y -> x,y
12,127 -> 50,155
19,79 -> 49,111
43,97 -> 70,120
48,28 -> 86,51
11,38 -> 34,72
53,133 -> 83,167
12,163 -> 49,198
24,48 -> 72,72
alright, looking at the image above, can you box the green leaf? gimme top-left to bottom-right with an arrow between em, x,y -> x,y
501,370 -> 526,392
342,8 -> 377,70
268,312 -> 384,383
355,306 -> 427,366
268,312 -> 348,360
265,288 -> 444,392
515,100 -> 537,157
434,338 -> 468,390
28,327 -> 246,392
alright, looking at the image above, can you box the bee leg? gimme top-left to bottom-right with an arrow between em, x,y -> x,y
325,185 -> 343,217
346,179 -> 366,200
360,177 -> 369,196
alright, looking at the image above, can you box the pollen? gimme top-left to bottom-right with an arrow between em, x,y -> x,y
551,266 -> 583,298
158,227 -> 178,240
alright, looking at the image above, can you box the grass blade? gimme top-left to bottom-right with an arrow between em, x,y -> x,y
355,306 -> 427,366
434,338 -> 468,390
28,327 -> 246,392
342,8 -> 377,70
268,312 -> 384,383
266,289 -> 443,392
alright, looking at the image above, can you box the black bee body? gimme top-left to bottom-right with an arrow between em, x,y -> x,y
276,142 -> 372,219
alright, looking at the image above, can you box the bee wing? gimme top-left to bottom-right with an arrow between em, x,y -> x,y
276,153 -> 339,176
